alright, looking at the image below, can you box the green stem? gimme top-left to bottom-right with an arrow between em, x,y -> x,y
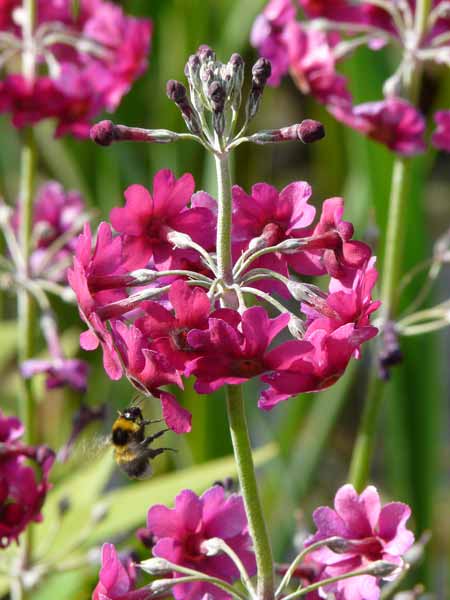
348,0 -> 432,491
214,153 -> 233,285
226,385 -> 274,600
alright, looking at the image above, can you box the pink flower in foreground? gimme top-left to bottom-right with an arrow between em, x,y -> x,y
305,484 -> 414,600
92,543 -> 150,600
432,110 -> 450,152
110,170 -> 215,271
0,0 -> 151,137
112,320 -> 191,433
147,486 -> 256,600
329,98 -> 426,156
250,0 -> 296,85
185,306 -> 311,393
0,412 -> 54,547
136,280 -> 212,370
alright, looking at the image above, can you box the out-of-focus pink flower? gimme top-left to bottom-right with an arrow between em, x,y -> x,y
329,98 -> 427,155
21,358 -> 89,392
432,110 -> 450,152
285,22 -> 352,105
112,320 -> 191,433
0,412 -> 54,548
136,280 -> 212,371
110,170 -> 215,271
68,222 -> 126,380
147,486 -> 256,600
0,1 -> 151,137
186,306 -> 311,393
250,0 -> 296,85
305,484 -> 414,600
92,543 -> 150,600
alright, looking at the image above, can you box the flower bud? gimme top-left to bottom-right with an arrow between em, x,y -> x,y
208,81 -> 226,113
166,80 -> 202,136
368,561 -> 399,577
91,120 -> 180,146
139,557 -> 172,575
167,230 -> 195,250
246,58 -> 272,121
197,44 -> 216,63
150,578 -> 175,593
297,119 -> 325,144
288,315 -> 305,339
227,53 -> 245,111
200,537 -> 224,556
325,537 -> 353,553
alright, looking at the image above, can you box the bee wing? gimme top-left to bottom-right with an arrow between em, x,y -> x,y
58,434 -> 110,463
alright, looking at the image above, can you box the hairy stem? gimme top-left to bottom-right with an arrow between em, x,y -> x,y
349,0 -> 433,491
226,385 -> 274,600
214,153 -> 233,285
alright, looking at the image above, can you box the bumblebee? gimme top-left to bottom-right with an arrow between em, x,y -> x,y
111,406 -> 175,479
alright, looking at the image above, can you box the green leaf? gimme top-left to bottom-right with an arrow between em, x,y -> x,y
85,443 -> 277,545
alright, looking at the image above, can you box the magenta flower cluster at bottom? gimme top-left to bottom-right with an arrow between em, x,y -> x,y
92,484 -> 414,600
0,411 -> 54,547
68,169 -> 379,434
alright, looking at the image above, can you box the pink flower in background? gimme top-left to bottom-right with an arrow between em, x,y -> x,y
0,412 -> 54,547
250,0 -> 296,85
185,306 -> 311,393
147,486 -> 256,600
21,358 -> 89,392
136,280 -> 212,370
92,543 -> 150,600
329,98 -> 427,156
432,110 -> 450,152
0,0 -> 151,137
305,484 -> 414,600
110,170 -> 215,271
112,320 -> 191,433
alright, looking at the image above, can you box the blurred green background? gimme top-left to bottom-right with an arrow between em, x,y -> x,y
0,1 -> 449,598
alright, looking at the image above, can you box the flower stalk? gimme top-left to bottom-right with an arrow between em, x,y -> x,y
349,0 -> 433,491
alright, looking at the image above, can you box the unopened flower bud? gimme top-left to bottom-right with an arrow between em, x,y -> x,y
248,234 -> 269,252
185,53 -> 201,79
228,53 -> 245,110
197,44 -> 216,63
201,537 -> 224,556
246,58 -> 272,121
368,561 -> 399,577
150,578 -> 175,593
91,120 -> 180,146
208,81 -> 226,113
276,238 -> 307,254
297,119 -> 325,144
325,537 -> 353,553
288,315 -> 305,339
166,80 -> 202,136
167,230 -> 195,249
139,557 -> 172,575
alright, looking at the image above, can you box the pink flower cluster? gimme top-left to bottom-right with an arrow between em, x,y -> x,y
251,0 -> 450,154
92,484 -> 414,600
69,168 -> 378,433
0,410 -> 54,547
0,0 -> 151,137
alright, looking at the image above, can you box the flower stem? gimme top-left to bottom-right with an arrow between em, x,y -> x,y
214,153 -> 233,285
226,385 -> 274,600
348,0 -> 432,491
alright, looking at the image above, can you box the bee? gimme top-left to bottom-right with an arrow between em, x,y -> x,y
111,406 -> 175,479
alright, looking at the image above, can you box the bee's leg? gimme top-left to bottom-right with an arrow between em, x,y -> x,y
141,418 -> 165,426
141,428 -> 169,446
146,447 -> 177,459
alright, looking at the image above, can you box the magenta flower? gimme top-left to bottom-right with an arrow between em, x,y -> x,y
329,98 -> 426,156
112,320 -> 191,433
303,197 -> 372,282
186,306 -> 311,394
92,543 -> 150,600
285,22 -> 352,105
110,170 -> 215,270
305,484 -> 414,600
67,222 -> 126,380
21,358 -> 89,392
250,0 -> 296,85
0,412 -> 54,547
136,280 -> 212,370
147,486 -> 256,600
0,0 -> 151,137
432,110 -> 450,152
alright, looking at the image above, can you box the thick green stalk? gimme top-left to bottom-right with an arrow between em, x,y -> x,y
349,0 -> 432,490
214,153 -> 233,285
226,385 -> 274,600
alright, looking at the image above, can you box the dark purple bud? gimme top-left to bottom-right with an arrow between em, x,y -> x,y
197,44 -> 215,62
297,119 -> 325,144
185,53 -> 201,77
229,53 -> 244,69
208,81 -> 226,113
166,80 -> 187,103
90,120 -> 117,146
252,57 -> 272,86
378,320 -> 403,380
